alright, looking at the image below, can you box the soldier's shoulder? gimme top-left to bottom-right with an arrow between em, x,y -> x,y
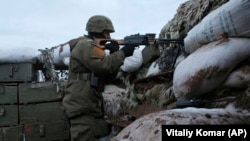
69,36 -> 92,48
77,37 -> 92,44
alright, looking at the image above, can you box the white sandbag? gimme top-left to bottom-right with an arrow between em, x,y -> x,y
222,65 -> 250,88
174,54 -> 186,68
112,104 -> 250,141
184,0 -> 250,53
0,46 -> 40,63
145,61 -> 161,77
50,43 -> 70,65
63,57 -> 70,66
0,41 -> 70,65
102,85 -> 128,118
120,47 -> 143,73
173,38 -> 250,100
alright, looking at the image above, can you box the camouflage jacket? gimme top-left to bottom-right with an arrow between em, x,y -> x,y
63,35 -> 125,119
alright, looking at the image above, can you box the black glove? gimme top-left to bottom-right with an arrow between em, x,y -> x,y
105,41 -> 119,54
120,45 -> 136,57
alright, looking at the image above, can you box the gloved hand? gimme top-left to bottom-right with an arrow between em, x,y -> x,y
105,41 -> 119,54
120,45 -> 136,57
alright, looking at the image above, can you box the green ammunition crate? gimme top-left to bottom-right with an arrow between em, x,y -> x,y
0,105 -> 18,126
0,126 -> 23,141
0,121 -> 69,141
19,82 -> 61,103
0,128 -> 1,141
19,102 -> 66,124
23,121 -> 70,141
0,63 -> 36,82
0,83 -> 18,104
0,62 -> 70,140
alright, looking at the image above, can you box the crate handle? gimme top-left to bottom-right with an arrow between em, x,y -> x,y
9,65 -> 14,77
9,65 -> 19,77
0,107 -> 5,116
39,124 -> 45,137
0,85 -> 5,94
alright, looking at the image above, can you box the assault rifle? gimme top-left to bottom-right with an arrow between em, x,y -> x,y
94,33 -> 184,48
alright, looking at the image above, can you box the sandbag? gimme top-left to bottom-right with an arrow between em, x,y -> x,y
184,0 -> 250,53
63,57 -> 70,66
145,61 -> 161,77
173,38 -> 250,100
120,47 -> 143,73
0,46 -> 40,63
222,65 -> 250,88
112,104 -> 250,141
50,43 -> 70,65
102,85 -> 127,118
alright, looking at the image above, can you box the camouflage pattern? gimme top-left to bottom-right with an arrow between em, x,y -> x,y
62,35 -> 125,140
86,15 -> 115,33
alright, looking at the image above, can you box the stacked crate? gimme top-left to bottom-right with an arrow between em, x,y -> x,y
0,63 -> 69,141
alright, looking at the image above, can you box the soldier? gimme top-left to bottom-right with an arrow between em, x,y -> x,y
62,15 -> 136,141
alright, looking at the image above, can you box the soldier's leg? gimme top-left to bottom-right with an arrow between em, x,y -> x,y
69,115 -> 111,141
70,115 -> 97,141
70,123 -> 97,141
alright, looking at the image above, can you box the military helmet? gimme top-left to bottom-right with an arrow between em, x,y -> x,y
86,15 -> 115,33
